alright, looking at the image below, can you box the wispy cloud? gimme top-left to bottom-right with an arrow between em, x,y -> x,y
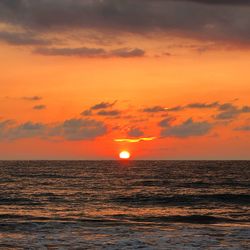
22,96 -> 42,101
114,137 -> 156,143
91,101 -> 117,110
33,105 -> 46,110
142,106 -> 168,113
234,125 -> 250,131
81,101 -> 120,117
34,47 -> 145,58
97,110 -> 121,117
0,31 -> 51,46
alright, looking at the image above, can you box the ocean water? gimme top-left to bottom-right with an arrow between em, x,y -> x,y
0,161 -> 249,249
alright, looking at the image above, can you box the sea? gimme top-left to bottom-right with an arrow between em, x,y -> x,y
0,161 -> 249,249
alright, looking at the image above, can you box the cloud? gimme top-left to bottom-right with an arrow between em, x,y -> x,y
34,47 -> 145,58
187,102 -> 219,109
114,137 -> 156,143
0,0 -> 249,45
81,101 -> 120,116
0,31 -> 50,46
0,120 -> 14,139
7,121 -> 46,140
0,118 -> 107,141
161,118 -> 212,137
91,101 -> 117,110
183,0 -> 250,6
22,96 -> 42,101
33,105 -> 46,110
234,125 -> 250,131
167,106 -> 184,112
110,48 -> 145,58
0,119 -> 13,128
97,110 -> 121,116
127,128 -> 144,137
158,117 -> 174,127
51,118 -> 107,141
81,109 -> 93,116
215,104 -> 250,120
34,47 -> 105,57
242,106 -> 250,113
142,106 -> 167,113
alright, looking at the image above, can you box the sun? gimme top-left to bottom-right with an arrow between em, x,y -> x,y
119,151 -> 131,159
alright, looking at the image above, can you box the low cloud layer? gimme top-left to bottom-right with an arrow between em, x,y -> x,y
51,119 -> 107,140
34,47 -> 145,58
161,118 -> 212,138
0,118 -> 107,141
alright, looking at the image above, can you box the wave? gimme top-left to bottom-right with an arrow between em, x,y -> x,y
112,193 -> 250,206
131,215 -> 247,224
0,214 -> 248,227
0,197 -> 42,206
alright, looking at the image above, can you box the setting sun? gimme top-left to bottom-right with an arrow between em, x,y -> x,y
119,151 -> 131,159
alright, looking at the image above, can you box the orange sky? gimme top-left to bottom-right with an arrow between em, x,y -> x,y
0,0 -> 250,159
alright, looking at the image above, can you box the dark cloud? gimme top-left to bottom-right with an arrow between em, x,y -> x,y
187,102 -> 219,109
34,47 -> 105,57
51,118 -> 107,140
8,122 -> 46,140
0,0 -> 249,44
234,125 -> 250,131
215,110 -> 238,120
0,118 -> 107,141
97,110 -> 121,116
215,104 -> 250,120
218,103 -> 235,111
127,128 -> 144,137
81,102 -> 119,116
183,0 -> 250,6
143,106 -> 167,113
33,105 -> 46,110
158,117 -> 174,127
164,101 -> 250,121
0,119 -> 13,129
161,118 -> 212,137
143,101 -> 250,124
110,48 -> 145,58
0,120 -> 14,138
167,106 -> 184,112
91,101 -> 117,110
22,96 -> 42,101
241,106 -> 250,113
34,47 -> 145,58
81,109 -> 93,116
0,31 -> 50,46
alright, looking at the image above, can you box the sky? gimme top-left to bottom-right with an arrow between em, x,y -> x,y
0,0 -> 250,160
